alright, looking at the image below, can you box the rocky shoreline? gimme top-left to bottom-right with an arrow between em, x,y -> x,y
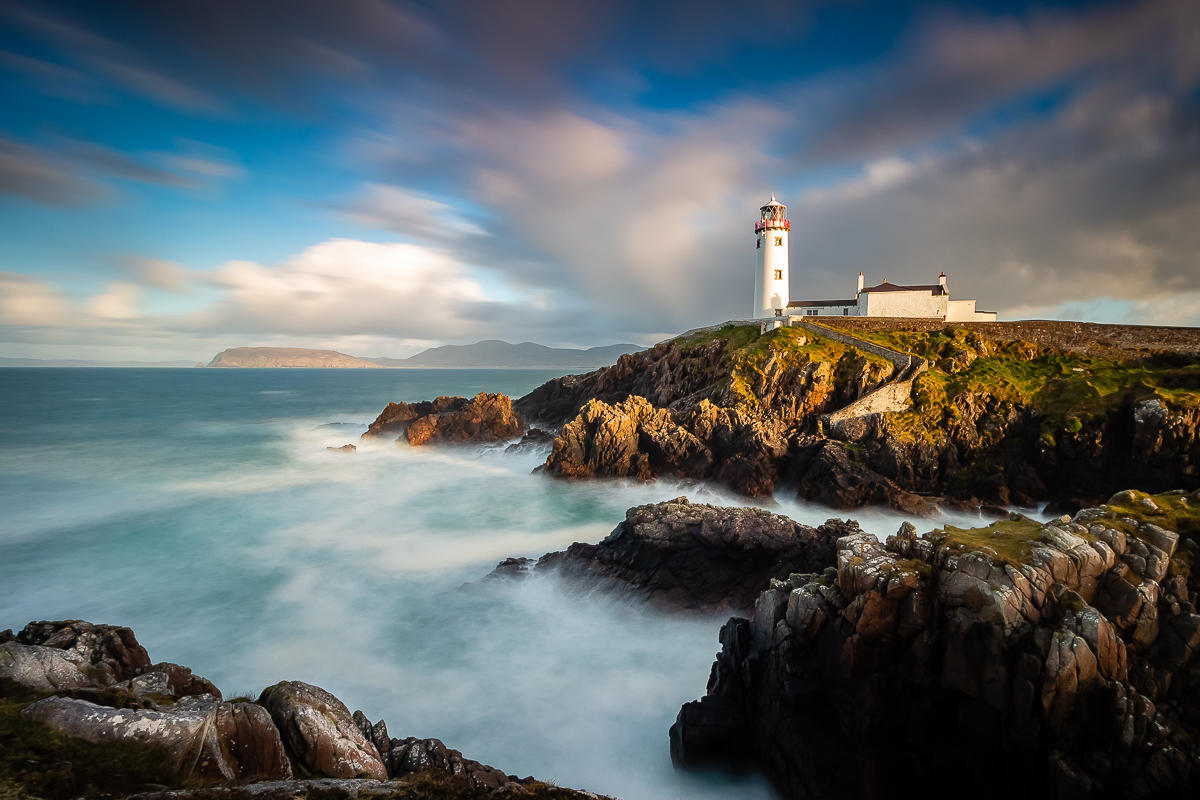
6,487 -> 1200,798
669,489 -> 1200,799
359,321 -> 1200,515
0,621 -> 606,799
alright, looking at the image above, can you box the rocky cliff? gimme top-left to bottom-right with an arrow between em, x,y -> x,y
363,321 -> 1200,511
0,620 -> 604,799
522,324 -> 901,500
670,489 -> 1200,799
520,322 -> 1200,510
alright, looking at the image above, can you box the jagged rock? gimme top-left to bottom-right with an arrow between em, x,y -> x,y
0,622 -> 221,701
20,695 -> 292,782
505,427 -> 555,454
363,392 -> 522,446
500,497 -> 846,612
14,619 -> 151,684
326,443 -> 357,453
486,556 -> 534,580
671,489 -> 1200,799
258,680 -> 388,780
133,661 -> 222,699
387,737 -> 511,790
129,776 -> 612,799
792,440 -> 936,514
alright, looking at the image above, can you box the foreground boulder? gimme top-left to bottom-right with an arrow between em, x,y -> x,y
0,620 -> 150,688
492,497 -> 849,613
22,695 -> 292,782
1,622 -> 602,799
0,620 -> 217,700
130,776 -> 609,798
259,681 -> 388,780
362,392 -> 522,446
670,489 -> 1200,799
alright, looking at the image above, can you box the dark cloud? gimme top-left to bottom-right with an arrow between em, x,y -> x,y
60,139 -> 196,188
3,0 -> 810,116
0,134 -> 244,205
0,137 -> 110,205
791,0 -> 1199,164
790,82 -> 1200,316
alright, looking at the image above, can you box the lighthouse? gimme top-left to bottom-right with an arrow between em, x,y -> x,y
753,194 -> 789,318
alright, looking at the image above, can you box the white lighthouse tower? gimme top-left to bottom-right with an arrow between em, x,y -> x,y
753,194 -> 789,318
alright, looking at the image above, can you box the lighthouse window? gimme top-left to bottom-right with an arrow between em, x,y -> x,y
773,269 -> 782,280
774,237 -> 782,247
756,238 -> 761,249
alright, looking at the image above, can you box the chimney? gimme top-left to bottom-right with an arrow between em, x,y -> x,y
938,271 -> 947,293
857,272 -> 864,293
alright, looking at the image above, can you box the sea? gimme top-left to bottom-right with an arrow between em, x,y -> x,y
0,367 -> 996,799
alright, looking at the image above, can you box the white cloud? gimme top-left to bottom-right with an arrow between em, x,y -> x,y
199,238 -> 502,338
85,282 -> 141,321
0,272 -> 71,326
122,256 -> 190,291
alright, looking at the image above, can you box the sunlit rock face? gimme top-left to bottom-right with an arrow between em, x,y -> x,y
363,392 -> 523,446
513,323 -> 1200,511
671,489 -> 1200,800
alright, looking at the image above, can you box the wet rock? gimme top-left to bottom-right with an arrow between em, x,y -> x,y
326,443 -> 357,453
21,695 -> 291,782
258,680 -> 387,780
485,556 -> 534,580
510,497 -> 845,613
504,427 -> 555,454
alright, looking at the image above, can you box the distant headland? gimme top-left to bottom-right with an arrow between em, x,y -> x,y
205,340 -> 645,369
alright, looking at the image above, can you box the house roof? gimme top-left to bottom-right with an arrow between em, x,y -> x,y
787,298 -> 856,307
861,281 -> 945,295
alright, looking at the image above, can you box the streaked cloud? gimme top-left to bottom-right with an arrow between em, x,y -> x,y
0,137 -> 111,205
337,184 -> 487,242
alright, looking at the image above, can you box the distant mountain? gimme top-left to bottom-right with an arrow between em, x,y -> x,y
206,347 -> 381,368
0,357 -> 198,367
369,340 -> 645,369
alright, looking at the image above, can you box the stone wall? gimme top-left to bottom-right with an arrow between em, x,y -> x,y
794,320 -> 920,374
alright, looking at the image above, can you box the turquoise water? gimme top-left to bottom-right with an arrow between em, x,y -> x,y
0,368 -> 991,799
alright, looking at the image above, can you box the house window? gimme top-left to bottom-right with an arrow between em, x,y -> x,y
774,237 -> 783,247
773,269 -> 782,280
843,308 -> 849,316
807,309 -> 818,316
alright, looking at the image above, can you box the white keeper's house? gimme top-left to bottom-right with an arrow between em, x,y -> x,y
753,194 -> 996,322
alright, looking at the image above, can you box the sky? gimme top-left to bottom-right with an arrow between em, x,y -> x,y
0,0 -> 1197,360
